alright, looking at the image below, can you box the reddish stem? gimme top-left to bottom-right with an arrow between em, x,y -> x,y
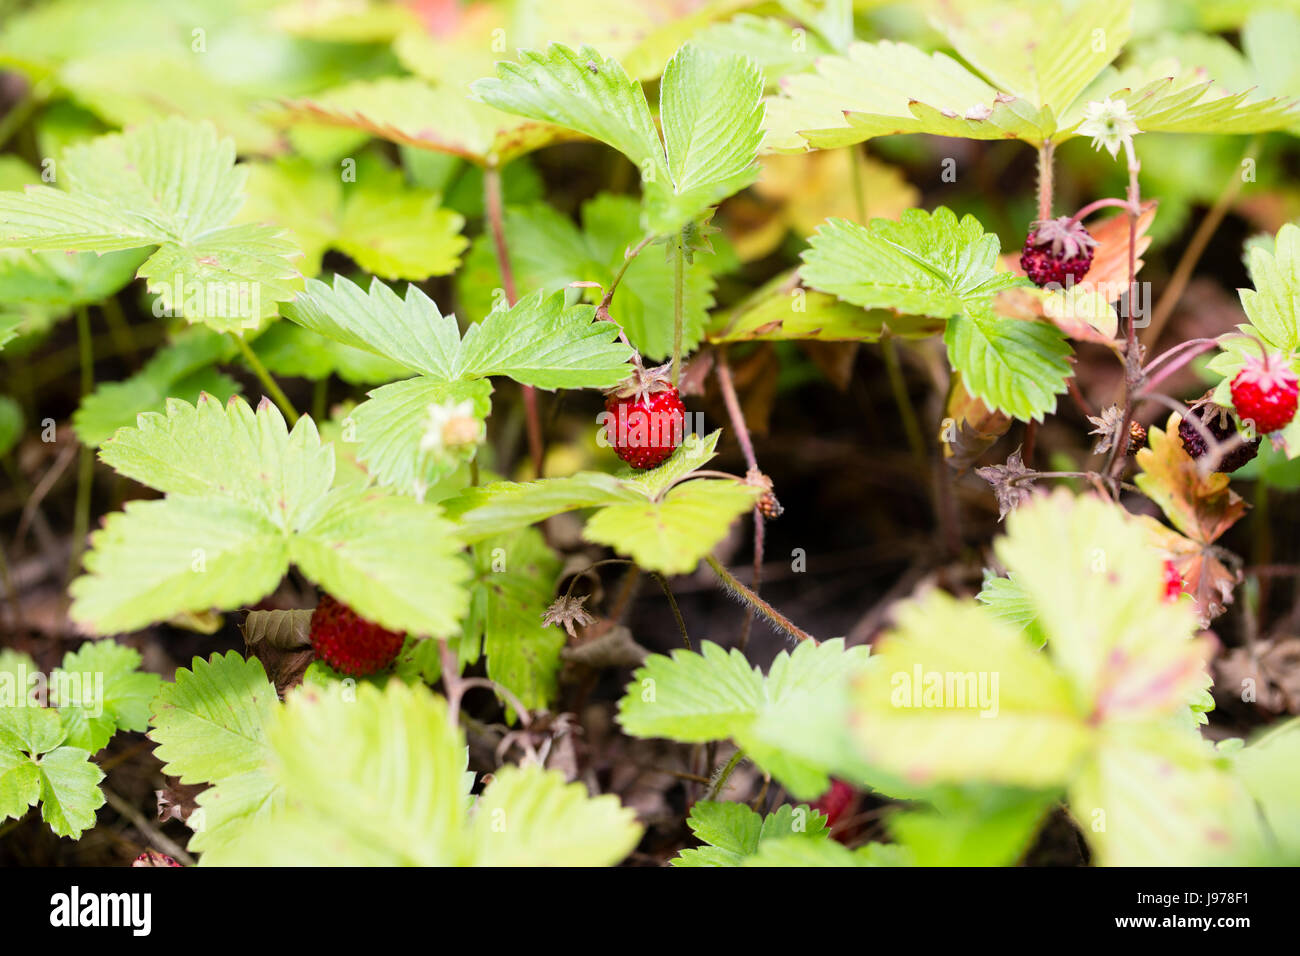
485,164 -> 544,476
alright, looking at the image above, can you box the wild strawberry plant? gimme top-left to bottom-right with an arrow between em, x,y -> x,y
0,0 -> 1299,869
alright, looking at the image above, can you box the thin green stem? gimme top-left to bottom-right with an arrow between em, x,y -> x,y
312,376 -> 328,423
99,296 -> 138,369
705,554 -> 816,644
0,82 -> 46,151
671,232 -> 685,388
68,306 -> 94,582
882,335 -> 926,468
849,146 -> 867,222
650,572 -> 691,651
230,333 -> 299,424
707,750 -> 745,801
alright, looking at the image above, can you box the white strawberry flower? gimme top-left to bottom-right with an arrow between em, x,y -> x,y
419,398 -> 483,454
1077,97 -> 1140,159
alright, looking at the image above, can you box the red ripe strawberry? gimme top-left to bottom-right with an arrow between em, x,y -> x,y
132,850 -> 181,867
1162,560 -> 1184,603
1020,216 -> 1097,288
812,779 -> 855,829
603,362 -> 686,470
309,594 -> 405,676
1229,352 -> 1299,435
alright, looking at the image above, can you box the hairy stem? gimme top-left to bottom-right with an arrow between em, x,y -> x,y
707,749 -> 745,801
739,510 -> 765,653
1036,141 -> 1055,221
714,352 -> 757,471
1106,139 -> 1143,479
651,572 -> 691,651
671,232 -> 685,388
705,554 -> 816,644
230,333 -> 299,424
1068,196 -> 1138,223
485,163 -> 544,475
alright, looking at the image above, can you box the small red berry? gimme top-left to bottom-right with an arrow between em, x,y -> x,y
309,594 -> 405,676
1162,560 -> 1184,603
1229,352 -> 1299,435
602,362 -> 686,470
812,779 -> 855,829
1020,216 -> 1097,288
132,850 -> 181,867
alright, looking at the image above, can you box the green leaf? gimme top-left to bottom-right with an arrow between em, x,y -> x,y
1069,724 -> 1245,866
944,311 -> 1073,422
445,434 -> 749,576
457,195 -> 717,360
203,680 -> 641,865
464,528 -> 564,715
0,697 -> 105,839
290,491 -> 470,638
693,13 -> 830,87
283,275 -> 461,379
286,275 -> 632,390
619,639 -> 871,798
1102,66 -> 1300,136
349,377 -> 492,498
468,765 -> 642,866
0,747 -> 40,824
709,270 -> 941,344
620,429 -> 722,499
148,652 -> 277,785
994,489 -> 1209,722
672,800 -> 830,867
456,291 -> 633,388
50,641 -> 162,753
36,746 -> 104,839
474,43 -> 764,235
0,247 -> 145,310
188,767 -> 279,855
251,322 -> 409,387
801,209 -> 1025,320
73,394 -> 470,637
975,572 -> 1047,648
69,496 -> 291,637
1230,717 -> 1300,860
97,394 -> 332,530
73,328 -> 240,446
652,44 -> 763,233
742,837 -> 883,867
582,479 -> 759,576
241,156 -> 467,280
0,396 -> 23,457
853,591 -> 1090,788
0,118 -> 302,330
279,76 -> 572,167
473,45 -> 665,185
1238,222 -> 1300,352
933,0 -> 1131,114
764,39 -> 1048,152
886,786 -> 1055,866
444,472 -> 642,542
57,51 -> 280,154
